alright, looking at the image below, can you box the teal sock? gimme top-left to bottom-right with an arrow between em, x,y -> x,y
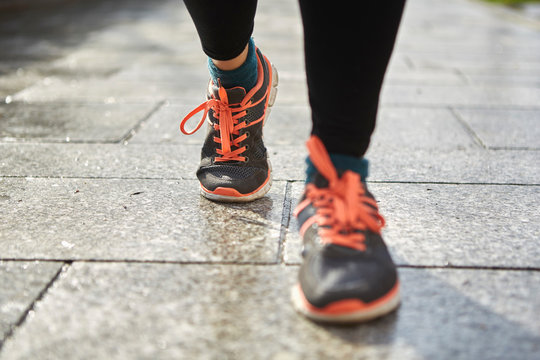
208,37 -> 258,91
305,154 -> 369,184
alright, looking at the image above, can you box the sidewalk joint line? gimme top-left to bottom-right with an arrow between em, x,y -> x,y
2,259 -> 538,272
0,258 -> 279,266
448,106 -> 487,149
276,181 -> 293,264
119,100 -> 166,144
0,175 -> 538,187
0,262 -> 70,353
397,264 -> 540,272
283,263 -> 540,272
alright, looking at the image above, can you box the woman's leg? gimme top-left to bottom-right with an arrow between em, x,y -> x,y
298,1 -> 406,157
183,0 -> 259,90
292,1 -> 407,324
183,0 -> 258,61
180,0 -> 277,202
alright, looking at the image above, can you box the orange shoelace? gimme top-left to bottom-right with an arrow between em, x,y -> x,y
294,136 -> 385,251
180,85 -> 267,162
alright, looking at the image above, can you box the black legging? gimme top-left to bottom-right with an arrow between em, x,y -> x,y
183,0 -> 406,157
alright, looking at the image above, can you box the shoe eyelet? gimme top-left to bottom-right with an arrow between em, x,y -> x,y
244,156 -> 250,163
245,131 -> 250,138
244,144 -> 250,150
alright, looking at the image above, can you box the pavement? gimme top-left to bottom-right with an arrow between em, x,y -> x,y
0,0 -> 539,358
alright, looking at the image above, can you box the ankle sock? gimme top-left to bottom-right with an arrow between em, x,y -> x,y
208,37 -> 258,91
305,154 -> 369,184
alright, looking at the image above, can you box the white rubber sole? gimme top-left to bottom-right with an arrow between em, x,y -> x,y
291,284 -> 401,324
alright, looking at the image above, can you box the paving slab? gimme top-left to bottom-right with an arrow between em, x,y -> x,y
1,143 -> 539,185
130,105 -> 476,150
284,182 -> 540,267
0,178 -> 285,263
385,68 -> 466,86
0,102 -> 160,143
1,263 -> 538,360
11,78 -> 184,104
0,0 -> 539,358
0,261 -> 63,346
380,84 -> 540,107
454,108 -> 540,149
130,104 -> 312,146
462,74 -> 540,87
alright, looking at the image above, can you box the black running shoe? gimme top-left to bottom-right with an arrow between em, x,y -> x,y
291,136 -> 400,323
180,48 -> 278,202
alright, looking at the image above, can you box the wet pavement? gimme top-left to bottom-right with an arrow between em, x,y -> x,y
1,0 -> 539,359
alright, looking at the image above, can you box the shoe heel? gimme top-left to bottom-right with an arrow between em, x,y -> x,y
264,65 -> 278,126
268,64 -> 279,108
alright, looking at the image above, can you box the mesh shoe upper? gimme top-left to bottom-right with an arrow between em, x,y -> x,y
294,136 -> 398,309
180,48 -> 274,196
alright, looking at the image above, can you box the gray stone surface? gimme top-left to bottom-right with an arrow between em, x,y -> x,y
0,143 -> 198,180
366,147 -> 540,185
130,103 -> 313,146
130,105 -> 477,150
371,107 -> 477,150
385,68 -> 466,86
0,261 -> 63,345
3,143 -> 539,185
0,103 -> 159,143
12,78 -> 184,104
1,0 -> 540,358
381,84 -> 540,107
0,178 -> 285,263
1,263 -> 539,360
454,108 -> 540,149
285,182 -> 540,267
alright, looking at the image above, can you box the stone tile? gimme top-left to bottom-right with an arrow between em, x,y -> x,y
1,263 -> 539,359
285,182 -> 540,267
0,102 -> 160,143
406,52 -> 540,70
1,143 -> 539,185
0,178 -> 285,263
371,107 -> 477,150
380,84 -> 540,107
463,74 -> 540,88
131,106 -> 474,149
385,68 -> 466,86
11,74 -> 309,106
0,143 -> 199,180
0,261 -> 63,345
394,42 -> 540,58
11,78 -> 192,105
375,183 -> 540,267
366,147 -> 540,185
130,103 -> 313,146
454,108 -> 540,149
110,63 -> 208,84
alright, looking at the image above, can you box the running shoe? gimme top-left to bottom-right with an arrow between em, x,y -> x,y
180,48 -> 278,202
291,136 -> 400,323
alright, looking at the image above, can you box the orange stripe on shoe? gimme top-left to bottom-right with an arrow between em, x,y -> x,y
297,282 -> 400,316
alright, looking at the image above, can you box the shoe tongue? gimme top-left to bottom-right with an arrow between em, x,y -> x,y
311,169 -> 356,189
211,84 -> 247,105
311,172 -> 329,188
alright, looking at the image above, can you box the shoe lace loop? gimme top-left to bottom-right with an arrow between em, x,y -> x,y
301,136 -> 385,251
180,85 -> 266,162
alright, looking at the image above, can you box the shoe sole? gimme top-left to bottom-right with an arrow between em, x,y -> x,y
291,282 -> 401,324
200,61 -> 278,203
